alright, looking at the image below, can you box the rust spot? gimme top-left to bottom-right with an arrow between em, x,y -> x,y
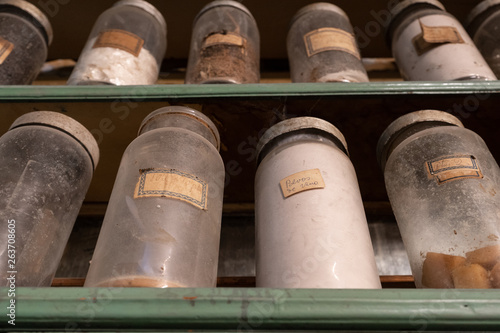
79,297 -> 86,300
454,230 -> 457,235
183,297 -> 198,300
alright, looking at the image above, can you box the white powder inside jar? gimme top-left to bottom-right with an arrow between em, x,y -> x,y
67,37 -> 159,85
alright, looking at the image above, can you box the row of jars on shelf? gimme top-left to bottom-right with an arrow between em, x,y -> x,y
1,106 -> 499,289
2,0 -> 500,85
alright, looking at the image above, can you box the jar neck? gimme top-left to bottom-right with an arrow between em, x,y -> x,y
0,5 -> 50,45
467,4 -> 500,39
381,121 -> 459,170
257,129 -> 348,165
139,112 -> 220,150
387,5 -> 450,47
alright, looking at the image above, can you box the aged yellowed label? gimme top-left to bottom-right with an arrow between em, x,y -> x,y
0,36 -> 14,65
134,169 -> 208,210
303,27 -> 360,59
203,32 -> 245,48
413,21 -> 464,55
93,29 -> 144,57
426,155 -> 483,184
280,169 -> 325,198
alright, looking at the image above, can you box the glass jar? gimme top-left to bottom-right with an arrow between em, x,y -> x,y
386,0 -> 496,81
287,3 -> 368,83
255,117 -> 381,289
0,111 -> 99,287
84,106 -> 225,288
67,0 -> 166,85
185,0 -> 260,84
466,0 -> 500,79
378,110 -> 500,289
0,0 -> 53,84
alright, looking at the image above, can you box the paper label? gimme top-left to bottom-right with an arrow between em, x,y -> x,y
303,27 -> 360,59
93,29 -> 144,57
0,36 -> 14,65
280,169 -> 325,198
426,155 -> 483,184
134,169 -> 208,210
413,21 -> 464,56
203,32 -> 245,48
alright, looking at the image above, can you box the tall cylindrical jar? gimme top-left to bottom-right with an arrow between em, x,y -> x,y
185,0 -> 260,84
466,0 -> 500,79
0,112 -> 99,287
386,0 -> 496,81
84,106 -> 225,288
0,0 -> 53,84
255,117 -> 381,289
67,0 -> 166,85
287,3 -> 368,83
378,110 -> 500,289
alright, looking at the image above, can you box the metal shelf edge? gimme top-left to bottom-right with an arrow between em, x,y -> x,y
2,288 -> 500,331
1,81 -> 500,102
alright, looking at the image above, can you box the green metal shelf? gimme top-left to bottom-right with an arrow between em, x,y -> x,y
1,81 -> 500,101
2,288 -> 500,331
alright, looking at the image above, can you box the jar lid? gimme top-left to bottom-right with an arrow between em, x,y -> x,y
9,111 -> 100,171
194,0 -> 256,25
0,0 -> 53,45
256,117 -> 348,162
113,0 -> 167,35
138,106 -> 221,151
377,110 -> 464,171
386,0 -> 445,44
465,0 -> 500,35
290,2 -> 348,26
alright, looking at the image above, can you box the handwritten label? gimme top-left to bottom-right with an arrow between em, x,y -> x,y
280,169 -> 325,198
203,32 -> 245,48
134,169 -> 208,210
426,155 -> 483,184
303,27 -> 360,59
93,29 -> 144,57
413,21 -> 464,55
0,36 -> 14,65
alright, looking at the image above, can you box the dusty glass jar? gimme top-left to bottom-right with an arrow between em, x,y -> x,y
0,111 -> 99,287
85,106 -> 225,288
466,0 -> 500,79
378,110 -> 500,289
0,0 -> 53,84
287,3 -> 368,83
386,0 -> 496,81
67,0 -> 166,85
255,117 -> 381,289
185,0 -> 260,84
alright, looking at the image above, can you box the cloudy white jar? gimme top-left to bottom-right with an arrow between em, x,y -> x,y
254,117 -> 380,289
67,0 -> 166,85
387,0 -> 496,81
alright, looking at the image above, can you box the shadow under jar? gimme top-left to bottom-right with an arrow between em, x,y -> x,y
67,0 -> 166,85
378,110 -> 500,289
84,106 -> 225,288
255,117 -> 381,289
466,0 -> 500,79
0,111 -> 99,287
386,0 -> 496,81
0,0 -> 53,84
287,2 -> 368,83
185,0 -> 260,84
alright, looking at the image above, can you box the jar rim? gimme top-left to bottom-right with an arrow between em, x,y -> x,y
9,111 -> 100,171
377,110 -> 464,171
465,0 -> 500,35
0,0 -> 53,45
256,117 -> 348,162
138,106 -> 221,151
289,2 -> 348,27
113,0 -> 167,36
193,0 -> 256,25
